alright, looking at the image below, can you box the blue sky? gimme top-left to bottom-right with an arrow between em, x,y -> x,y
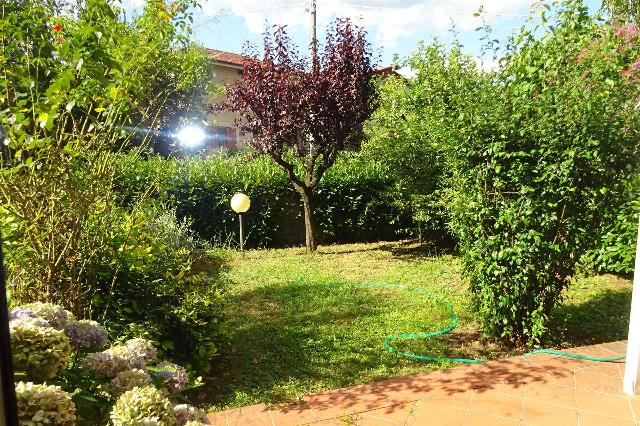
127,0 -> 602,70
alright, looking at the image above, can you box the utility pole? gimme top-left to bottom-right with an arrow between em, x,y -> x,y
309,0 -> 318,75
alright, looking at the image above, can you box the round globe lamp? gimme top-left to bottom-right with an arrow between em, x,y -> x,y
230,193 -> 251,252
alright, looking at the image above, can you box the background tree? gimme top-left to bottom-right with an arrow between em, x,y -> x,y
218,20 -> 377,251
602,0 -> 640,22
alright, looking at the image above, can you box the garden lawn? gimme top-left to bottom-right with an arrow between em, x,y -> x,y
201,241 -> 632,410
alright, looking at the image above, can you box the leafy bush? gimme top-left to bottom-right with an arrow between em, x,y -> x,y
87,205 -> 227,374
583,171 -> 640,274
1,0 -> 225,375
9,303 -> 208,425
16,382 -> 76,426
363,42 -> 471,244
446,1 -> 640,344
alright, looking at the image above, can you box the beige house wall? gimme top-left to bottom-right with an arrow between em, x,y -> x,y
204,62 -> 250,152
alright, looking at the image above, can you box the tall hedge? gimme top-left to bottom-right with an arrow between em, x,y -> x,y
447,1 -> 640,344
116,152 -> 412,247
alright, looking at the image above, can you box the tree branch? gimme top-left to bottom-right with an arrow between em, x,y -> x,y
270,153 -> 307,194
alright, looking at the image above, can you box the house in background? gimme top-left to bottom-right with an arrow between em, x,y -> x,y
203,48 -> 249,154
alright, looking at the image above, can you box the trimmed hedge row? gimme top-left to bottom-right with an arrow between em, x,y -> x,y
116,152 -> 412,248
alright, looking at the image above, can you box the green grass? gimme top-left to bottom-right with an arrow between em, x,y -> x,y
198,241 -> 632,409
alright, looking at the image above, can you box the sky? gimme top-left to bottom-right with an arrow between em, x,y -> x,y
125,0 -> 602,72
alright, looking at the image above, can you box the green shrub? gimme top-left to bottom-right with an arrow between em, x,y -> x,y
87,205 -> 227,374
583,199 -> 640,274
363,44 -> 462,244
447,1 -> 640,344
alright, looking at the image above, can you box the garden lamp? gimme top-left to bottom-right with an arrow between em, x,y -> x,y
0,231 -> 18,425
230,193 -> 250,252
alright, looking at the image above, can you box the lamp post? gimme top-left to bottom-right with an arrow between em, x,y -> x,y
230,193 -> 250,252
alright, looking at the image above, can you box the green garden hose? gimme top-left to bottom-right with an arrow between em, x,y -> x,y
299,277 -> 625,364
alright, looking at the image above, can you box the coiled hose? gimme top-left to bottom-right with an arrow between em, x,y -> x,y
299,278 -> 625,364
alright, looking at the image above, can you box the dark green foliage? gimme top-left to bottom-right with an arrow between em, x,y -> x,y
584,199 -> 640,274
115,152 -> 412,247
447,1 -> 640,344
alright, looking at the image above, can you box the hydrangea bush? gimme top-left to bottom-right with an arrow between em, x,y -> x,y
153,361 -> 189,393
110,369 -> 153,396
110,386 -> 175,426
64,320 -> 108,349
9,302 -> 207,425
16,382 -> 76,426
11,319 -> 73,380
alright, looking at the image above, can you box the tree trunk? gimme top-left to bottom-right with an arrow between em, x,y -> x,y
301,188 -> 317,251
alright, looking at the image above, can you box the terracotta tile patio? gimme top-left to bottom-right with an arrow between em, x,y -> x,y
208,341 -> 639,425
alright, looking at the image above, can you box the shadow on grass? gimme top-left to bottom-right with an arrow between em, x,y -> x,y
548,288 -> 631,347
196,280 -> 404,407
320,239 -> 456,260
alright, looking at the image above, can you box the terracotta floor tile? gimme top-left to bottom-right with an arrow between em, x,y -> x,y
510,366 -> 553,384
207,410 -> 226,426
357,402 -> 415,425
520,399 -> 578,426
627,396 -> 640,420
461,411 -> 519,425
268,402 -> 321,426
310,417 -> 357,426
573,345 -> 623,359
524,356 -> 577,376
598,341 -> 627,356
463,362 -> 512,388
486,381 -> 527,398
575,388 -> 635,420
467,390 -> 523,420
579,361 -> 623,378
524,381 -> 576,407
574,369 -> 624,395
225,404 -> 274,426
578,410 -> 636,426
405,400 -> 466,426
543,370 -> 576,387
421,390 -> 474,410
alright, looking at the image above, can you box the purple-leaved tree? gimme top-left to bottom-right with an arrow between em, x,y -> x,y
217,19 -> 377,251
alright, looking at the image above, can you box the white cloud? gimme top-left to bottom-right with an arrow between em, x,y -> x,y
475,56 -> 501,72
199,0 -> 538,48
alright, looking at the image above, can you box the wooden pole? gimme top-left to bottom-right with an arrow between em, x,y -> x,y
309,0 -> 318,75
623,217 -> 640,394
0,231 -> 18,425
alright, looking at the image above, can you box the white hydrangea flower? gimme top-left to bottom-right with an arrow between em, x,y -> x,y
173,404 -> 209,425
20,302 -> 75,329
110,369 -> 152,396
110,386 -> 175,426
16,382 -> 76,426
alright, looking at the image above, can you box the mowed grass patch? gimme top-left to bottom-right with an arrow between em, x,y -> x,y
199,241 -> 631,409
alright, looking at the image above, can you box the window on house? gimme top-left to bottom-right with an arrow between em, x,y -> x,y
206,126 -> 237,151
